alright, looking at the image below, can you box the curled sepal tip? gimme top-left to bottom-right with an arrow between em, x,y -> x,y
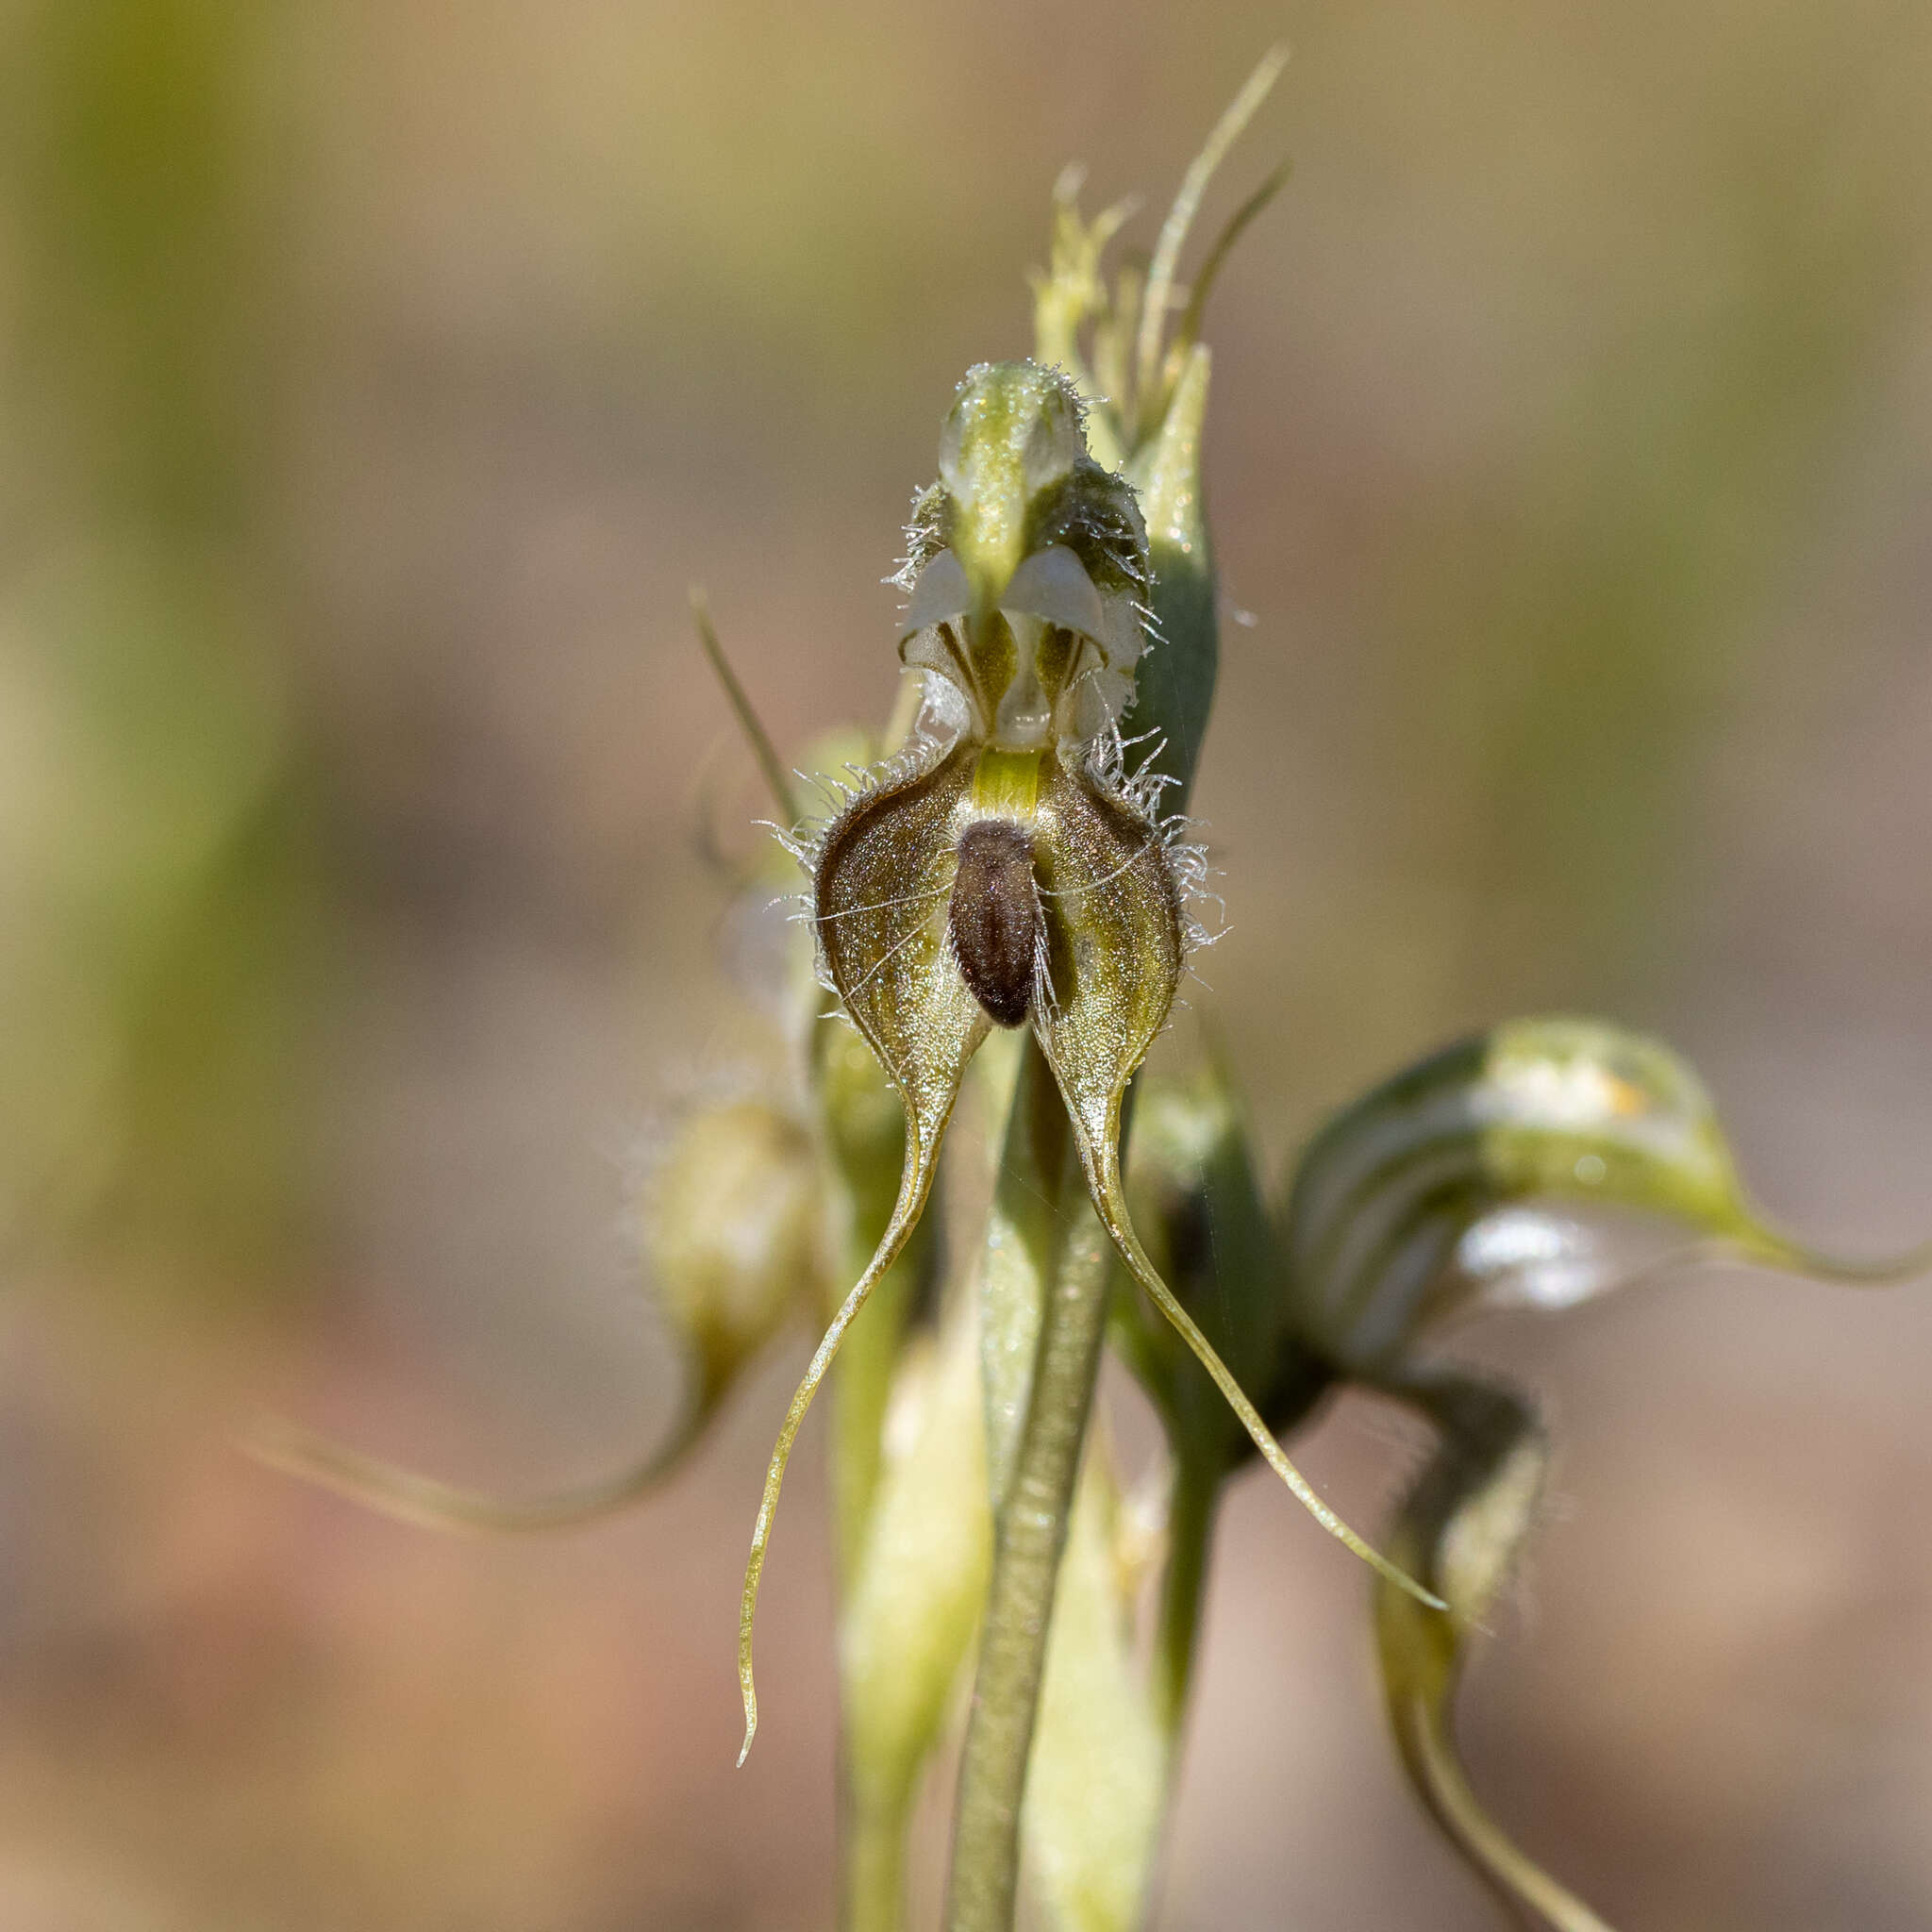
1374,1374 -> 1614,1931
737,1141 -> 948,1765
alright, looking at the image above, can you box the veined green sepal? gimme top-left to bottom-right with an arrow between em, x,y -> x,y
1281,1016 -> 1932,1377
740,742 -> 987,1762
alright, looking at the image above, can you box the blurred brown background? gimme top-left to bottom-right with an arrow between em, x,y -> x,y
1,2 -> 1929,1926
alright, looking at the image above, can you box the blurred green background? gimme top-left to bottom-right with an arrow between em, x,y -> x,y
1,2 -> 1929,1926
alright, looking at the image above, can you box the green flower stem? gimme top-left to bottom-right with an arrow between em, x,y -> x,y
841,1786 -> 910,1932
830,1123 -> 941,1931
1151,1446 -> 1220,1743
1149,1385 -> 1331,1753
945,1141 -> 1115,1932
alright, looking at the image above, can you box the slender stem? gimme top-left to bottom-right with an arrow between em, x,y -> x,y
944,1165 -> 1113,1932
840,1781 -> 911,1932
980,1040 -> 1078,1514
1151,1447 -> 1220,1742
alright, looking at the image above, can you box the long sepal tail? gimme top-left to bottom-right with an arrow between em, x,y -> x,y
1167,158 -> 1291,370
1732,1221 -> 1932,1288
1393,1690 -> 1614,1932
243,1405 -> 707,1535
1069,1095 -> 1444,1612
737,1142 -> 941,1765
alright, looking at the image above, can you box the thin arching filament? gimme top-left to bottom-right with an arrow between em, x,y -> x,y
1072,1109 -> 1444,1611
737,1127 -> 944,1763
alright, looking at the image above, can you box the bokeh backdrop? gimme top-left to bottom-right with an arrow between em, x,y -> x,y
1,2 -> 1930,1926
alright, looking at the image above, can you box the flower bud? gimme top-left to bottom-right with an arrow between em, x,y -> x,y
646,1098 -> 825,1405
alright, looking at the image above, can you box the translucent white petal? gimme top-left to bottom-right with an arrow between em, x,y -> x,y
1000,544 -> 1107,644
901,547 -> 973,637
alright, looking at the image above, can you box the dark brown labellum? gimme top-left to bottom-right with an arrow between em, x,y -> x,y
948,819 -> 1041,1028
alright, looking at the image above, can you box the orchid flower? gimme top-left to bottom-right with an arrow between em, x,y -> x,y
248,50 -> 1928,1932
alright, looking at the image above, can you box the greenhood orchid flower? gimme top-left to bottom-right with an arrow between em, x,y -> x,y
737,354 -> 1440,1761
245,49 -> 1929,1932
